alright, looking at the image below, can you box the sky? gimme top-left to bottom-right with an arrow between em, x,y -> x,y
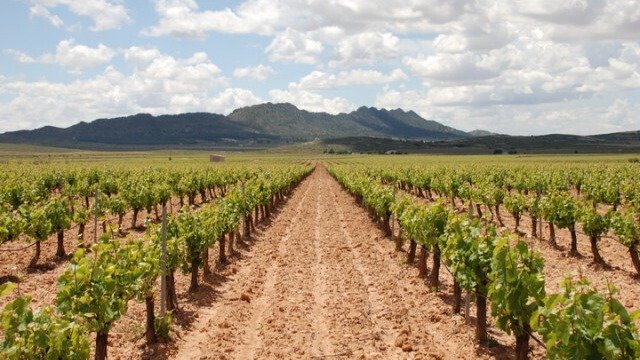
0,0 -> 639,135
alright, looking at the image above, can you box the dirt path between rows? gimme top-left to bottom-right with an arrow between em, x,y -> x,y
170,167 -> 520,360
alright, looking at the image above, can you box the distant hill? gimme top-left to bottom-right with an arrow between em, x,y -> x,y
0,103 -> 469,149
321,131 -> 640,154
468,129 -> 499,137
0,113 -> 268,147
1,103 -> 638,154
228,103 -> 468,140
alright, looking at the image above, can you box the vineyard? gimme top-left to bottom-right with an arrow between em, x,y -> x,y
0,153 -> 639,359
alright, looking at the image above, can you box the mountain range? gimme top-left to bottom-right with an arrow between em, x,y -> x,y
0,102 -> 638,153
0,103 -> 469,148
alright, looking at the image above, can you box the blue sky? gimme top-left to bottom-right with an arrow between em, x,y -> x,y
1,0 -> 639,135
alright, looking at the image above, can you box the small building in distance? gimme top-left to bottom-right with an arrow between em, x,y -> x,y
209,154 -> 225,162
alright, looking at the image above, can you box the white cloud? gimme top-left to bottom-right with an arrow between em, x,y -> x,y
51,39 -> 117,73
29,0 -> 130,31
142,0 -> 280,38
375,88 -> 433,115
203,88 -> 264,113
143,0 -> 469,40
513,0 -> 640,41
515,0 -> 606,26
122,51 -> 226,97
4,49 -> 37,64
375,87 -> 640,135
0,50 -> 260,131
602,98 -> 640,130
233,64 -> 275,81
403,52 -> 499,82
29,4 -> 64,27
269,88 -> 353,114
290,68 -> 407,90
5,0 -> 640,135
5,39 -> 116,73
265,28 -> 324,64
329,32 -> 400,67
123,47 -> 163,70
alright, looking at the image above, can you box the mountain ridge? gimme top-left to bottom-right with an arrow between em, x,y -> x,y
0,102 -> 470,147
0,103 -> 637,154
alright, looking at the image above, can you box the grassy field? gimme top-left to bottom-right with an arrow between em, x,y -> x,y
1,142 -> 638,167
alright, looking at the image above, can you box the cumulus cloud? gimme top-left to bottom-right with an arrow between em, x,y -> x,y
143,0 -> 466,39
603,98 -> 640,128
123,47 -> 163,70
375,88 -> 639,135
142,0 -> 280,37
265,28 -> 324,64
403,52 -> 499,82
28,0 -> 130,31
6,0 -> 640,135
0,50 -> 263,131
233,64 -> 275,81
5,39 -> 116,73
290,68 -> 407,90
29,4 -> 64,27
329,32 -> 400,67
4,49 -> 37,64
514,0 -> 640,40
269,88 -> 353,114
52,39 -> 117,73
203,88 -> 264,113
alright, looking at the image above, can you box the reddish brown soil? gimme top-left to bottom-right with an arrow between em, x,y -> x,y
11,168 -> 637,359
166,167 -> 523,359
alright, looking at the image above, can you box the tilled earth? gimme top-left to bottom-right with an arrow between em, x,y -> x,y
9,166 -> 635,359
168,167 -> 522,360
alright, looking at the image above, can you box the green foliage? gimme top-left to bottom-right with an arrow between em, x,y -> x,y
73,206 -> 90,226
610,212 -> 640,248
56,241 -> 133,334
0,296 -> 90,359
330,170 -> 394,218
541,192 -> 579,229
526,194 -> 542,218
0,283 -> 16,298
21,205 -> 52,241
532,278 -> 640,359
0,211 -> 22,243
489,238 -> 546,336
441,215 -> 496,293
504,193 -> 527,218
174,212 -> 209,273
421,202 -> 449,247
583,178 -> 622,208
149,218 -> 181,274
122,182 -> 147,212
45,198 -> 72,233
580,206 -> 611,238
123,239 -> 159,300
107,195 -> 127,217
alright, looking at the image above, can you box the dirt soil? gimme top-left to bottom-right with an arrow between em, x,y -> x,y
164,167 -> 526,360
10,167 -> 617,358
